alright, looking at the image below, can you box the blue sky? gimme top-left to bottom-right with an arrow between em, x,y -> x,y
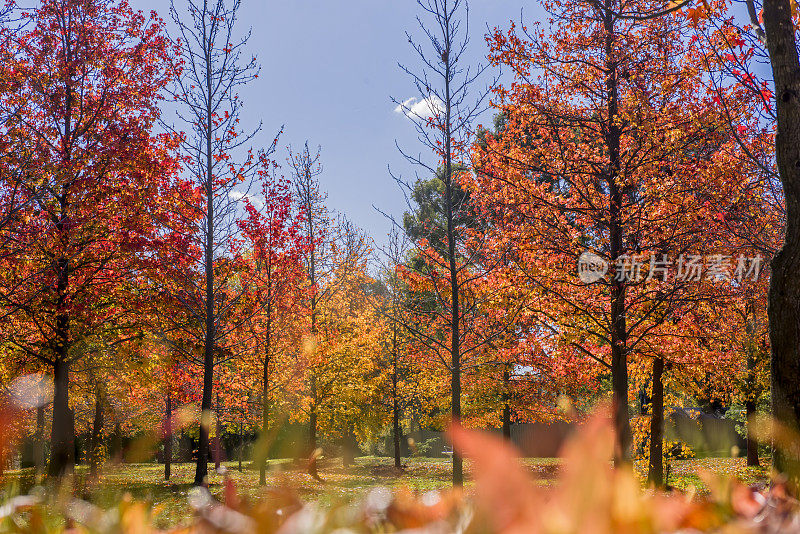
129,0 -> 538,249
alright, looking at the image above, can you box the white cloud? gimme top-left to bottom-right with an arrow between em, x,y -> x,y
394,96 -> 444,120
229,190 -> 264,209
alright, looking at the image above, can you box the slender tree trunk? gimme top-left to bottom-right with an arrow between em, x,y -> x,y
745,307 -> 760,468
760,0 -> 800,493
238,422 -> 243,472
647,357 -> 664,486
342,423 -> 355,468
89,391 -> 104,478
393,401 -> 402,468
260,301 -> 272,485
215,392 -> 222,471
604,2 -> 632,464
35,405 -> 45,478
609,290 -> 631,464
448,257 -> 463,487
309,405 -> 318,455
165,390 -> 172,480
308,406 -> 320,480
306,203 -> 320,481
502,367 -> 511,441
392,329 -> 402,468
49,358 -> 73,477
439,21 -> 463,487
196,342 -> 214,485
195,36 -> 216,486
746,400 -> 760,467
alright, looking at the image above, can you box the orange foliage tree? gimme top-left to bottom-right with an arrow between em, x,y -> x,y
470,0 -> 770,477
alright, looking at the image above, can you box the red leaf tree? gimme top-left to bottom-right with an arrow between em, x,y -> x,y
236,172 -> 306,484
0,0 -> 178,476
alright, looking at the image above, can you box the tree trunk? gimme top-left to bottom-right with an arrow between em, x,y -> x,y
392,328 -> 402,468
308,408 -> 321,481
260,312 -> 271,485
308,407 -> 320,480
502,367 -> 511,441
441,47 -> 463,487
746,399 -> 760,467
761,0 -> 800,493
35,405 -> 45,478
307,208 -> 320,481
165,390 -> 172,480
449,238 -> 463,488
196,343 -> 213,485
342,424 -> 355,469
604,0 -> 632,465
238,422 -> 243,473
214,392 -> 222,471
647,357 -> 664,486
393,403 -> 402,469
609,233 -> 632,464
48,358 -> 73,477
195,19 -> 216,487
89,391 -> 104,478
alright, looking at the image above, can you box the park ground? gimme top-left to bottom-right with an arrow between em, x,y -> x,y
0,456 -> 772,529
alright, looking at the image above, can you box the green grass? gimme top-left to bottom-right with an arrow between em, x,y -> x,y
0,455 -> 771,529
3,457 -> 472,528
664,456 -> 771,492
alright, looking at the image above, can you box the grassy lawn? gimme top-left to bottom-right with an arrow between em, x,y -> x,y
661,456 -> 771,493
0,455 -> 771,529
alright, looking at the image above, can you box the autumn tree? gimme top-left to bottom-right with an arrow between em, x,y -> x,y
394,0 -> 496,486
288,166 -> 377,478
710,0 -> 800,488
163,0 -> 280,486
375,229 -> 424,468
0,0 -> 177,476
310,238 -> 384,467
639,0 -> 781,476
288,142 -> 333,479
696,284 -> 770,467
237,173 -> 305,484
637,0 -> 792,489
471,0 -> 767,476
